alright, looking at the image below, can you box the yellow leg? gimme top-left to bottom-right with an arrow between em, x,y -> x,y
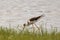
34,24 -> 40,30
34,24 -> 41,34
32,24 -> 35,33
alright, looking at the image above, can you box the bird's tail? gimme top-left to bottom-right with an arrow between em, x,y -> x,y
37,14 -> 45,19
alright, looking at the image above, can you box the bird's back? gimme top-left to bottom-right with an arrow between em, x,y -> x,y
29,15 -> 44,21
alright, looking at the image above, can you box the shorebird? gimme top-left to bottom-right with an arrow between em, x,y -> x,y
23,14 -> 45,31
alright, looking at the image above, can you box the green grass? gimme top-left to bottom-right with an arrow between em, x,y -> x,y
0,26 -> 60,40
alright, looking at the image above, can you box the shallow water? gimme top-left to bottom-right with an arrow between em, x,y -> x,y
0,0 -> 60,31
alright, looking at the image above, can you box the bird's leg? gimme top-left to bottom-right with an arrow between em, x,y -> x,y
34,24 -> 41,34
32,24 -> 35,33
34,24 -> 40,30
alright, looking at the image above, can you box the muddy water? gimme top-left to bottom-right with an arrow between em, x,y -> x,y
0,0 -> 60,31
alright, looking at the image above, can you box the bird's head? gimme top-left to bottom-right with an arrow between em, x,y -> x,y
23,23 -> 26,27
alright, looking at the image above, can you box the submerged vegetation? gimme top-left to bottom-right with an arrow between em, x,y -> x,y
0,25 -> 60,40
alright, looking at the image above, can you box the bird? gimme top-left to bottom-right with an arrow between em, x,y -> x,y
28,14 -> 44,24
23,14 -> 45,31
